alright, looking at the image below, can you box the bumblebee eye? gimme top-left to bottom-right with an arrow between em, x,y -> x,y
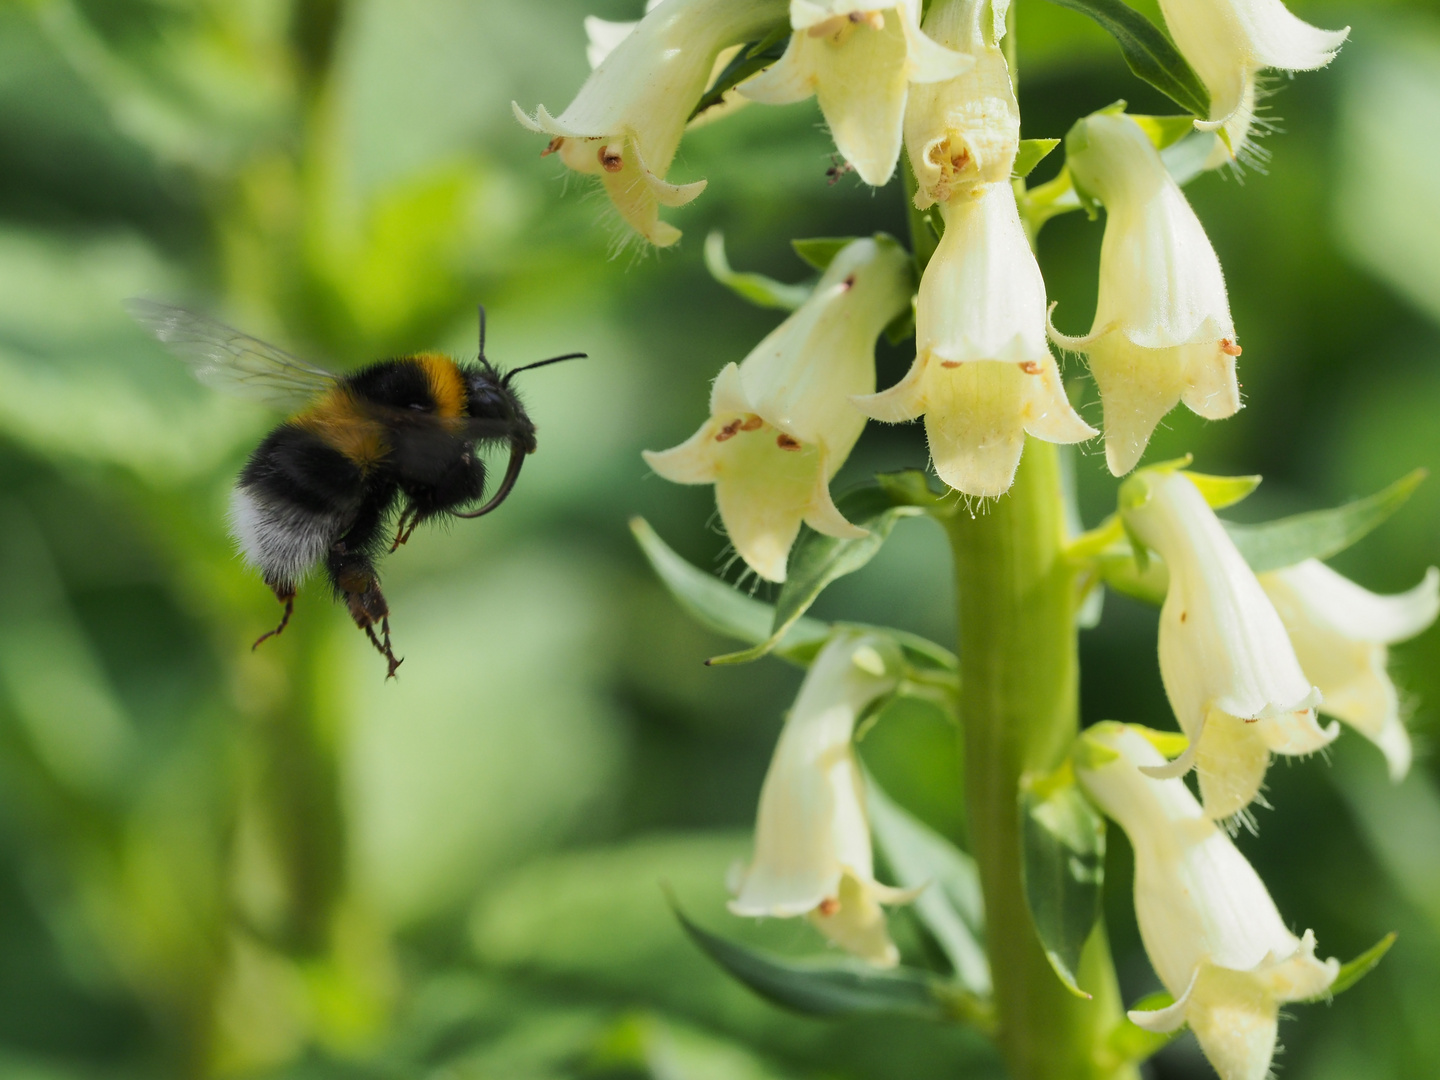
408,402 -> 428,412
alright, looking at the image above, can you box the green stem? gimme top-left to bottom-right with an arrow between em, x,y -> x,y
944,444 -> 1134,1080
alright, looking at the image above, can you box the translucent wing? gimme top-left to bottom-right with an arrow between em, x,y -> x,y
127,298 -> 339,411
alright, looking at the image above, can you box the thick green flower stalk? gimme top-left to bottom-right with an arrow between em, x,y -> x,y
523,1 -> 1430,1079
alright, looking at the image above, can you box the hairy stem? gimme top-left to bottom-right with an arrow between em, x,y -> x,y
944,444 -> 1133,1079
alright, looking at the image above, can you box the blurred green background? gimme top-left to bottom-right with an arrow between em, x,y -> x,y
1,0 -> 1438,1076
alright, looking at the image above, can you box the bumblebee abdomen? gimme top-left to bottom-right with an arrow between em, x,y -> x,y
233,423 -> 368,591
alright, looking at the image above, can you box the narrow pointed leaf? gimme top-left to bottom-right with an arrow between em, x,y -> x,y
1020,767 -> 1107,998
1310,932 -> 1397,1000
791,237 -> 858,272
630,518 -> 829,666
708,484 -> 925,665
671,903 -> 948,1020
866,775 -> 991,996
1108,992 -> 1182,1062
1225,470 -> 1427,573
689,27 -> 790,121
1040,0 -> 1210,118
1013,138 -> 1060,179
705,232 -> 812,311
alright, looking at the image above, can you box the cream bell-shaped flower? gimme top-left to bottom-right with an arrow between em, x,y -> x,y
1050,112 -> 1241,477
1076,723 -> 1338,1080
643,236 -> 912,582
903,0 -> 1018,208
1156,0 -> 1348,160
729,632 -> 915,965
513,0 -> 786,246
1121,470 -> 1335,820
854,182 -> 1095,498
738,0 -> 972,186
1260,559 -> 1440,782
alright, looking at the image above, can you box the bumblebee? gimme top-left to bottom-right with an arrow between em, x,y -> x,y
129,300 -> 583,677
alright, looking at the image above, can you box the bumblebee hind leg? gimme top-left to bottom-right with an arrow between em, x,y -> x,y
252,583 -> 297,650
330,547 -> 403,679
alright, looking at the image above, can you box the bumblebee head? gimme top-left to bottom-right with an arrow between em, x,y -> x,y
466,367 -> 537,453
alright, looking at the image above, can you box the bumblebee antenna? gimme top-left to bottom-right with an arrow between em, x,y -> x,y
477,304 -> 489,362
502,352 -> 587,386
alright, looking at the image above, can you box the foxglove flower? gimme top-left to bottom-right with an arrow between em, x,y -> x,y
738,0 -> 972,186
1121,469 -> 1335,820
854,182 -> 1095,498
730,632 -> 914,965
1261,559 -> 1440,781
514,0 -> 787,246
1156,0 -> 1348,159
903,0 -> 1019,208
1050,112 -> 1241,476
1076,723 -> 1338,1080
643,236 -> 912,582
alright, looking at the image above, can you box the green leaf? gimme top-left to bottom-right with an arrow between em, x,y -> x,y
1162,130 -> 1223,186
1184,470 -> 1261,510
708,483 -> 925,665
704,232 -> 812,311
1040,0 -> 1211,118
629,518 -> 829,666
1013,138 -> 1060,179
1225,469 -> 1427,574
1130,113 -> 1196,151
791,236 -> 857,272
1311,932 -> 1397,1000
1020,766 -> 1107,999
689,27 -> 790,122
671,901 -> 952,1021
866,775 -> 991,997
1107,992 -> 1181,1063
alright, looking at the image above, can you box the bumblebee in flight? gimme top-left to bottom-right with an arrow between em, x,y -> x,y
129,300 -> 583,677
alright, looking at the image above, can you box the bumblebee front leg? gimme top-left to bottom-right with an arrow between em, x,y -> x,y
252,580 -> 296,650
329,547 -> 403,679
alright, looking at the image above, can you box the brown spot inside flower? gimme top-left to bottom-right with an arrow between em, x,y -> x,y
541,137 -> 564,157
1220,339 -> 1242,357
817,897 -> 841,917
1019,360 -> 1042,374
1180,611 -> 1188,623
740,414 -> 764,431
776,434 -> 802,451
599,146 -> 624,172
941,360 -> 962,369
715,419 -> 742,442
841,274 -> 856,291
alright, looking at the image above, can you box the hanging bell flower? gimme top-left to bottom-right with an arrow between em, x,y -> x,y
1260,559 -> 1440,782
902,0 -> 1019,209
1120,468 -> 1335,821
643,235 -> 912,582
738,0 -> 973,187
729,632 -> 916,965
854,181 -> 1095,498
1076,723 -> 1339,1080
1156,0 -> 1348,160
1050,110 -> 1241,476
513,0 -> 787,246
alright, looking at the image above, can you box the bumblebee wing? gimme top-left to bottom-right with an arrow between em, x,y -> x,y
127,298 -> 339,411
